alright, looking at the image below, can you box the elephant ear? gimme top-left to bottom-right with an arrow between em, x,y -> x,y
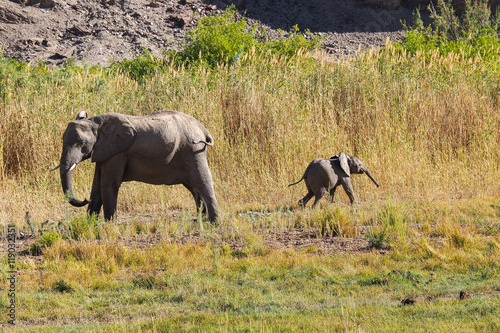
339,152 -> 350,176
91,114 -> 137,163
75,111 -> 88,120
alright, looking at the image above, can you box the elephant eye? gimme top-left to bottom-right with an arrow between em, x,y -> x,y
81,142 -> 94,154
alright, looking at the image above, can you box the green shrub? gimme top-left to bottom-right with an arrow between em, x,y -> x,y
0,57 -> 28,103
110,48 -> 169,82
39,230 -> 62,248
177,6 -> 321,68
263,25 -> 322,58
108,6 -> 322,80
177,6 -> 255,68
52,279 -> 74,293
69,215 -> 100,240
366,226 -> 389,249
395,0 -> 500,60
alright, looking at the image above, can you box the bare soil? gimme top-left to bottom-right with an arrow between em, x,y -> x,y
0,0 -> 422,66
113,227 -> 379,255
4,225 -> 382,265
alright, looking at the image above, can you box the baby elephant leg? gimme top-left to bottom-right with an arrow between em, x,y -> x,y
341,178 -> 356,204
329,185 -> 339,203
312,187 -> 327,207
299,191 -> 314,207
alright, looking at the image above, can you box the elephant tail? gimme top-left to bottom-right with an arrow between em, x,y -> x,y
187,137 -> 213,146
288,177 -> 304,187
184,129 -> 214,147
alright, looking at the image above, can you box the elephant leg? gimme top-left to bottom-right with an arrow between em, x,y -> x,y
183,183 -> 206,215
101,182 -> 121,221
312,188 -> 327,207
299,192 -> 313,207
197,182 -> 218,222
187,155 -> 218,222
196,185 -> 217,222
100,157 -> 126,221
87,164 -> 103,217
329,185 -> 339,203
341,178 -> 356,204
193,190 -> 207,216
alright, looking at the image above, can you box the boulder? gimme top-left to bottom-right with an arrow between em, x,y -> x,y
26,0 -> 56,8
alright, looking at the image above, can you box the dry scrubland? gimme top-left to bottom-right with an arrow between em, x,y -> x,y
1,44 -> 500,331
3,47 -> 500,216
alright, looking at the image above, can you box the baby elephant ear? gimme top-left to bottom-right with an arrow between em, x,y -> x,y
339,152 -> 350,176
91,114 -> 137,163
75,111 -> 88,120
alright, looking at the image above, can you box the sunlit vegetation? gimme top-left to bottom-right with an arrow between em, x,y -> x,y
1,3 -> 499,331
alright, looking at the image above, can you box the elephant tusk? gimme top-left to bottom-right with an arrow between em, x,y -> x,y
69,163 -> 76,171
50,165 -> 61,172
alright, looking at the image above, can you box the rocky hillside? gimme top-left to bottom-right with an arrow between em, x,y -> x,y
0,0 -> 431,66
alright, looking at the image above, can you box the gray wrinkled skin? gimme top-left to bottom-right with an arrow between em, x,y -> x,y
58,110 -> 218,222
289,152 -> 379,207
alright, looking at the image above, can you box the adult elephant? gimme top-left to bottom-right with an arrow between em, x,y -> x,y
56,110 -> 219,222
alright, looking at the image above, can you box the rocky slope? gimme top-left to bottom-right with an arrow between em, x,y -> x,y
0,0 -> 424,66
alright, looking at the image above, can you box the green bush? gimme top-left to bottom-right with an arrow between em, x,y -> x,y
395,0 -> 500,60
52,279 -> 74,293
366,226 -> 390,249
109,6 -> 322,80
110,48 -> 169,82
39,230 -> 62,248
263,25 -> 322,58
0,57 -> 29,102
177,6 -> 255,68
69,215 -> 100,240
177,6 -> 321,68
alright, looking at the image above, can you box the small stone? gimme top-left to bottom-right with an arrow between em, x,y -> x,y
401,297 -> 417,305
459,291 -> 471,300
71,25 -> 92,36
147,2 -> 160,8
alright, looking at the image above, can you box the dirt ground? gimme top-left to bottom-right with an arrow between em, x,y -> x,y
0,0 -> 423,66
4,210 -> 388,260
114,227 -> 380,255
6,226 -> 383,264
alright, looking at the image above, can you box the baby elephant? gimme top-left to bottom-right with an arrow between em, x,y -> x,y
289,152 -> 380,207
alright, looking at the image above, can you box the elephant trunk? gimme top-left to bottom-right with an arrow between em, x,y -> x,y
60,164 -> 89,207
364,169 -> 380,187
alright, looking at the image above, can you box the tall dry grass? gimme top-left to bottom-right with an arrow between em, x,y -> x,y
1,44 -> 500,224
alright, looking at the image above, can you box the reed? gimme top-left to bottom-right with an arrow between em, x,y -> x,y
1,42 -> 499,223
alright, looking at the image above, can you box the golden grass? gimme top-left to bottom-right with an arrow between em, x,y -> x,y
1,38 -> 500,332
1,44 -> 499,226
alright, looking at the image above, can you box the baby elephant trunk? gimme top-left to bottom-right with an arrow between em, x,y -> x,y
364,169 -> 380,187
